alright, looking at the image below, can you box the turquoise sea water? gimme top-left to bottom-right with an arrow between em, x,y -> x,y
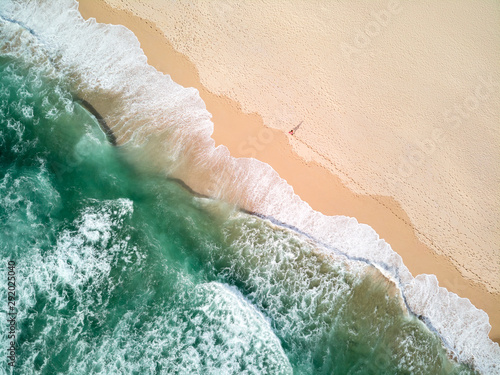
0,1 -> 497,374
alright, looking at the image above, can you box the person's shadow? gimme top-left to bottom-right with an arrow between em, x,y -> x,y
289,121 -> 303,135
292,121 -> 303,133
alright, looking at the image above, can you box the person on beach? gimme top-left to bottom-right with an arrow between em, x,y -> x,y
288,121 -> 303,136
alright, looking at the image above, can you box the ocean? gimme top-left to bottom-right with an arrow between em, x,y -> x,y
0,1 -> 498,374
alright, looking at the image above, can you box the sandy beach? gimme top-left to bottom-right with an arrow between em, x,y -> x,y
77,0 -> 500,342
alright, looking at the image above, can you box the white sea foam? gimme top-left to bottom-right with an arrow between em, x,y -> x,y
60,279 -> 292,374
5,199 -> 147,374
0,0 -> 498,372
10,207 -> 291,374
213,212 -> 466,373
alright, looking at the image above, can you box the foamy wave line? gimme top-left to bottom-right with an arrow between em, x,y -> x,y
1,0 -> 498,372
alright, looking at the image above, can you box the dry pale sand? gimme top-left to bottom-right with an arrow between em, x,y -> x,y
78,0 -> 500,342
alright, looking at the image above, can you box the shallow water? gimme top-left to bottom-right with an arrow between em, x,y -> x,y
0,1 -> 497,374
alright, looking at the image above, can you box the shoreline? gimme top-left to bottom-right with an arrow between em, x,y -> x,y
77,0 -> 500,342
